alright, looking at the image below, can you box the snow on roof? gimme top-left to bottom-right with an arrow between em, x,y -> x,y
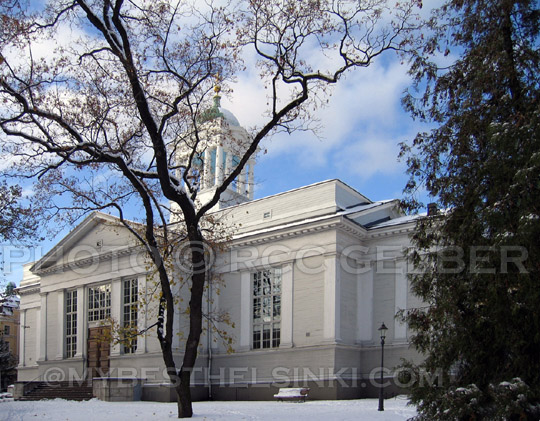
343,199 -> 395,214
367,213 -> 424,229
233,200 -> 401,240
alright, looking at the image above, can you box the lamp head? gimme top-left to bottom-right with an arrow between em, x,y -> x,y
378,322 -> 388,340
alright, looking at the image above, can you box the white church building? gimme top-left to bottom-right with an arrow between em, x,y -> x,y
16,94 -> 423,401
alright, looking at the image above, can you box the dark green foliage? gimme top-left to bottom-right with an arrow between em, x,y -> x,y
400,0 -> 540,419
3,282 -> 15,296
0,334 -> 17,391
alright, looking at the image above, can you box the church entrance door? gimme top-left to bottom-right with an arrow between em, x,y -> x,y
87,326 -> 111,379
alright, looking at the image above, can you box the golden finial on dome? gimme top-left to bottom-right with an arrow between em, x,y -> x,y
214,72 -> 221,94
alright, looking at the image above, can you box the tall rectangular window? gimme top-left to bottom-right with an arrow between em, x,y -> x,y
66,290 -> 77,358
123,278 -> 138,354
252,268 -> 281,349
88,284 -> 111,322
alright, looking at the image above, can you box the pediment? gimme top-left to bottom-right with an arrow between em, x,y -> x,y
31,211 -> 138,273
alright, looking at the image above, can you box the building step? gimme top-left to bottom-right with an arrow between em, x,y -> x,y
16,381 -> 94,401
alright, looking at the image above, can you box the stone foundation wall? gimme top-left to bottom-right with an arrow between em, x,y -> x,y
93,378 -> 144,402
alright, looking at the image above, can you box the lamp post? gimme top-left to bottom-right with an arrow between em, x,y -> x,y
378,322 -> 388,412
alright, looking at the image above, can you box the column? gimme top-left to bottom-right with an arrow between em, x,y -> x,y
394,259 -> 408,341
39,292 -> 48,361
225,151 -> 232,178
110,279 -> 122,356
239,271 -> 251,350
56,290 -> 66,359
172,303 -> 181,351
323,255 -> 341,343
75,286 -> 85,358
203,148 -> 212,189
216,146 -> 224,185
357,263 -> 374,342
36,308 -> 41,363
247,161 -> 255,200
136,276 -> 147,354
279,263 -> 294,348
238,168 -> 247,195
19,309 -> 26,366
170,276 -> 181,352
209,275 -> 219,352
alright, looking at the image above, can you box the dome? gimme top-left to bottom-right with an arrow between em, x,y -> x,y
218,107 -> 240,126
198,92 -> 241,127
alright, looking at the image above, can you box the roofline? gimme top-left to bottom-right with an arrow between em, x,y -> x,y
366,215 -> 422,238
232,199 -> 401,243
31,211 -> 123,273
331,179 -> 372,204
345,199 -> 400,219
212,179 -> 372,215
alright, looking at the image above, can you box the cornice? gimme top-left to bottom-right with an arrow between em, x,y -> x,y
230,212 -> 414,248
34,245 -> 144,276
18,287 -> 40,296
337,218 -> 367,238
366,222 -> 416,239
231,218 -> 344,248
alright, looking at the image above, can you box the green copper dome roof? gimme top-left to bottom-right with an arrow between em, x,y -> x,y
199,95 -> 240,126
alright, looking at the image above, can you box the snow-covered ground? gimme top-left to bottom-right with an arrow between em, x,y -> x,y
1,397 -> 416,420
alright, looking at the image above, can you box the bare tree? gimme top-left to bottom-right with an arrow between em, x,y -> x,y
0,181 -> 39,284
0,0 -> 418,417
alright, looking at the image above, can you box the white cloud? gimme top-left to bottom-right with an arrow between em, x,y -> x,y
333,134 -> 405,181
223,53 -> 413,175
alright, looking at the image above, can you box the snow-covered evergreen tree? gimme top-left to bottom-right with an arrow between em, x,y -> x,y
400,0 -> 540,419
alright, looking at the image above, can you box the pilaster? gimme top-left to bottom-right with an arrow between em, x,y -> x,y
110,278 -> 122,356
56,290 -> 66,359
323,255 -> 341,343
357,263 -> 374,342
279,263 -> 294,348
75,286 -> 85,358
38,292 -> 48,361
19,309 -> 26,366
239,271 -> 251,350
394,259 -> 408,341
136,276 -> 147,354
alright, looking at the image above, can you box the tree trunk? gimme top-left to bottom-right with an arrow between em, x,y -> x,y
174,231 -> 207,418
176,370 -> 193,418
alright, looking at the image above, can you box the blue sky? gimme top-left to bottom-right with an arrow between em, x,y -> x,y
3,53 -> 428,286
1,3 -> 436,287
224,54 -> 429,203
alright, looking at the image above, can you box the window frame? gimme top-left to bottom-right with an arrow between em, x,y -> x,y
88,283 -> 111,322
252,268 -> 281,350
65,289 -> 77,358
122,278 -> 138,354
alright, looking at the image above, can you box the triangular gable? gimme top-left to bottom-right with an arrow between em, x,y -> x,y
31,211 -> 131,273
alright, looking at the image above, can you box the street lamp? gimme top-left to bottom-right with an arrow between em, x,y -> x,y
378,322 -> 388,412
